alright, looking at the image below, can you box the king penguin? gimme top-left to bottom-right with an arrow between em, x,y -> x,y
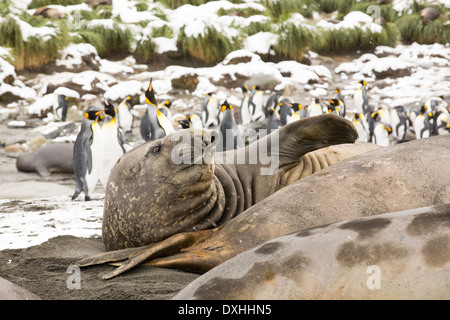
178,113 -> 203,130
84,107 -> 106,199
279,100 -> 294,126
353,80 -> 369,115
292,103 -> 308,119
372,122 -> 392,147
249,85 -> 265,122
308,98 -> 324,117
53,94 -> 69,121
353,113 -> 369,142
327,99 -> 343,116
141,78 -> 175,141
117,96 -> 134,134
390,105 -> 408,142
159,100 -> 173,121
201,92 -> 220,128
267,107 -> 281,133
333,89 -> 346,117
72,106 -> 103,201
216,100 -> 244,152
100,99 -> 133,187
239,85 -> 252,125
413,105 -> 431,139
264,92 -> 282,117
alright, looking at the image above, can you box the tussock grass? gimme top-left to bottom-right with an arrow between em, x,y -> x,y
77,20 -> 131,58
310,23 -> 398,54
152,24 -> 173,38
241,20 -> 273,36
29,0 -> 83,9
273,23 -> 313,61
397,12 -> 449,44
0,15 -> 68,70
264,0 -> 319,20
177,26 -> 239,64
133,37 -> 156,64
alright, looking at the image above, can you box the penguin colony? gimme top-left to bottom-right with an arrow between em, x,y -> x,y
68,77 -> 449,201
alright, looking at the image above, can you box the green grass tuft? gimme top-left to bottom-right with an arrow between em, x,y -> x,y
273,23 -> 313,61
133,37 -> 156,64
177,26 -> 240,64
264,0 -> 319,20
0,15 -> 69,70
77,20 -> 131,58
29,0 -> 83,9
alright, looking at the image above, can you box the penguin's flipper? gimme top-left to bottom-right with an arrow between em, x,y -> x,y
84,135 -> 94,174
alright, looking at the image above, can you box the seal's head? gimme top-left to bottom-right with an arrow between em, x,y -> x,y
102,128 -> 217,250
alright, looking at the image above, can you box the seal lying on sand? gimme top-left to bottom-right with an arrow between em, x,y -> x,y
101,114 -> 366,251
78,115 -> 382,279
172,204 -> 450,300
16,143 -> 74,176
78,133 -> 450,280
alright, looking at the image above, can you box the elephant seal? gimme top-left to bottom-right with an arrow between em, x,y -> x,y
100,114 -> 367,252
16,143 -> 74,176
0,277 -> 41,300
173,204 -> 450,300
77,115 -> 382,278
78,133 -> 450,279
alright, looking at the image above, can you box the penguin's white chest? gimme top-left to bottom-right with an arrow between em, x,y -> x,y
118,104 -> 133,132
100,120 -> 124,187
240,96 -> 251,125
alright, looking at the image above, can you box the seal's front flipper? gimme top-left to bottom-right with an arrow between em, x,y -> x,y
76,246 -> 146,267
272,114 -> 359,166
82,228 -> 217,280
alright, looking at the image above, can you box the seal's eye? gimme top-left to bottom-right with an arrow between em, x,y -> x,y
152,146 -> 161,153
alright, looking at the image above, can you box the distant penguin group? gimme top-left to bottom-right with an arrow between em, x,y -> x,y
140,78 -> 175,141
72,99 -> 132,201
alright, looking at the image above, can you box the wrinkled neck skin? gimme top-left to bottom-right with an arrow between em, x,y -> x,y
211,143 -> 291,226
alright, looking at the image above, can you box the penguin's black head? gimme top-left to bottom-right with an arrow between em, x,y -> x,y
314,98 -> 320,103
292,103 -> 302,112
371,111 -> 381,122
241,85 -> 248,93
420,105 -> 427,114
163,100 -> 172,108
328,99 -> 341,107
103,99 -> 116,118
145,78 -> 157,106
360,80 -> 367,86
206,92 -> 215,96
178,119 -> 191,129
84,109 -> 104,121
221,100 -> 232,112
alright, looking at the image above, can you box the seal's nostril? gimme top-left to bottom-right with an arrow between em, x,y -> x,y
210,135 -> 216,144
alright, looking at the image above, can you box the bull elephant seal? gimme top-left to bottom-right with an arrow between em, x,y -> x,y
77,115 -> 382,278
173,204 -> 450,300
100,114 -> 365,251
78,133 -> 450,279
16,143 -> 74,176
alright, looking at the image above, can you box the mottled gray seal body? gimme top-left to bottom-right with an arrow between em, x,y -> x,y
0,277 -> 41,300
16,143 -> 74,176
173,204 -> 450,300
